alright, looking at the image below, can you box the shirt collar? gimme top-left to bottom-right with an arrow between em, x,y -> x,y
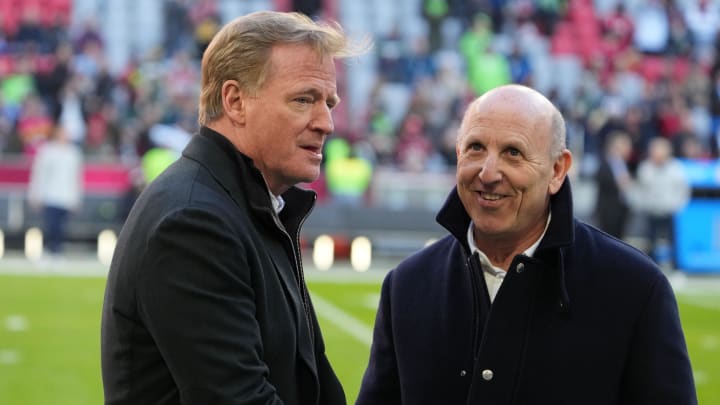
466,212 -> 552,275
269,191 -> 285,213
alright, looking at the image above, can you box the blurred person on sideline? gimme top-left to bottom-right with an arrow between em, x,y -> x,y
633,137 -> 691,270
594,130 -> 633,239
324,138 -> 373,206
356,85 -> 696,404
101,11 -> 365,404
27,124 -> 84,257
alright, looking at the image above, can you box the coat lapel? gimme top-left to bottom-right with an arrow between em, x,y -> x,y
182,129 -> 320,382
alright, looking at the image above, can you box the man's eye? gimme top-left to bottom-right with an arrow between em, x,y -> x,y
508,148 -> 521,156
296,97 -> 312,104
469,143 -> 482,151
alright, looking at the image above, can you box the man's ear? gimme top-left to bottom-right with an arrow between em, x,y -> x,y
221,80 -> 245,126
549,149 -> 573,195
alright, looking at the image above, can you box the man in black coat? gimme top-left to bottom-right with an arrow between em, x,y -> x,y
357,85 -> 696,404
101,11 -> 363,405
594,130 -> 633,239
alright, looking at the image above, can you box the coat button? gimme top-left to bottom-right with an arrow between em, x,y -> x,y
481,369 -> 494,381
516,263 -> 525,273
460,370 -> 467,377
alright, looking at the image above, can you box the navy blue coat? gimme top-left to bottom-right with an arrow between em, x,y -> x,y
357,179 -> 696,405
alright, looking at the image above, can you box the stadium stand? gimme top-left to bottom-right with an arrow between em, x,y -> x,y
0,0 -> 719,262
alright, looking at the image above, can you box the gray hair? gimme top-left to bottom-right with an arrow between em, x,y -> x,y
549,108 -> 566,159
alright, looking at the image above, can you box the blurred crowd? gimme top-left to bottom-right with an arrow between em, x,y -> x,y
359,0 -> 720,174
1,0 -> 719,184
0,0 -> 215,166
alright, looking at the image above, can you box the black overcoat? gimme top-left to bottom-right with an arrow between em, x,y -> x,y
102,127 -> 345,405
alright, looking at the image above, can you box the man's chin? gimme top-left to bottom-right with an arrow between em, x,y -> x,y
296,171 -> 321,186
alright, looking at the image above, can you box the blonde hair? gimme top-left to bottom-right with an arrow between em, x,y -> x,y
198,11 -> 364,125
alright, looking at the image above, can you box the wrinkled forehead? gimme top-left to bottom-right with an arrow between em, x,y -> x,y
459,90 -> 554,142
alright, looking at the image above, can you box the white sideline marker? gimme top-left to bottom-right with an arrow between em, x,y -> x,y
311,293 -> 373,347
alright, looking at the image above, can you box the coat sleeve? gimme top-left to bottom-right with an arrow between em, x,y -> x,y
619,273 -> 697,405
356,270 -> 402,405
136,207 -> 283,405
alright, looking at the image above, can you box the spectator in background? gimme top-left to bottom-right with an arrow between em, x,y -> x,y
633,136 -> 691,270
633,0 -> 671,54
293,0 -> 323,19
459,12 -> 493,66
0,96 -> 13,152
533,0 -> 565,36
403,37 -> 436,86
507,41 -> 532,86
422,0 -> 450,52
395,113 -> 434,171
594,130 -> 633,239
16,94 -> 53,155
42,13 -> 70,53
466,42 -> 511,96
72,16 -> 104,53
683,0 -> 720,65
57,74 -> 87,146
0,54 -> 36,120
27,124 -> 84,258
602,3 -> 634,52
325,138 -> 373,206
34,41 -> 73,120
189,0 -> 220,57
677,131 -> 713,159
162,0 -> 193,57
14,7 -> 44,51
710,62 -> 720,156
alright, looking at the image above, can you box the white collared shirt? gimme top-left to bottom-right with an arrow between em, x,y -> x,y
269,192 -> 285,213
466,213 -> 551,303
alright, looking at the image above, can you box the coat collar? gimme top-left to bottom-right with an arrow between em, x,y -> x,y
436,178 -> 575,313
182,126 -> 316,224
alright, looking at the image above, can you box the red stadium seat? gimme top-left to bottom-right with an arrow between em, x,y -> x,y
638,56 -> 670,83
0,55 -> 14,75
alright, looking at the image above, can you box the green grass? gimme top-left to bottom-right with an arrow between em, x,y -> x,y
0,275 -> 106,404
308,278 -> 381,403
676,288 -> 720,404
0,270 -> 718,404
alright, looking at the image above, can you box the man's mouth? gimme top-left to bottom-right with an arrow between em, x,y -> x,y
301,145 -> 322,154
479,192 -> 503,201
301,145 -> 323,158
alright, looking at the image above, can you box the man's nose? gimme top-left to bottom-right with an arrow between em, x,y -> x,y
478,155 -> 502,184
310,104 -> 334,135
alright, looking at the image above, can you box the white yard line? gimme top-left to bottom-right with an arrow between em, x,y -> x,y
311,293 -> 374,347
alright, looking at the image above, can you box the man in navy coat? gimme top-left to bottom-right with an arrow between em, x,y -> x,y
357,84 -> 697,404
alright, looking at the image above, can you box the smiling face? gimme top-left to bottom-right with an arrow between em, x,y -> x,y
233,43 -> 339,195
456,86 -> 571,254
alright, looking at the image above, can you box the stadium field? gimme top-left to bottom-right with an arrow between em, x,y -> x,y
0,259 -> 718,404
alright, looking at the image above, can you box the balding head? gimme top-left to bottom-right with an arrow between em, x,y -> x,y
459,85 -> 566,159
454,84 -> 573,265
